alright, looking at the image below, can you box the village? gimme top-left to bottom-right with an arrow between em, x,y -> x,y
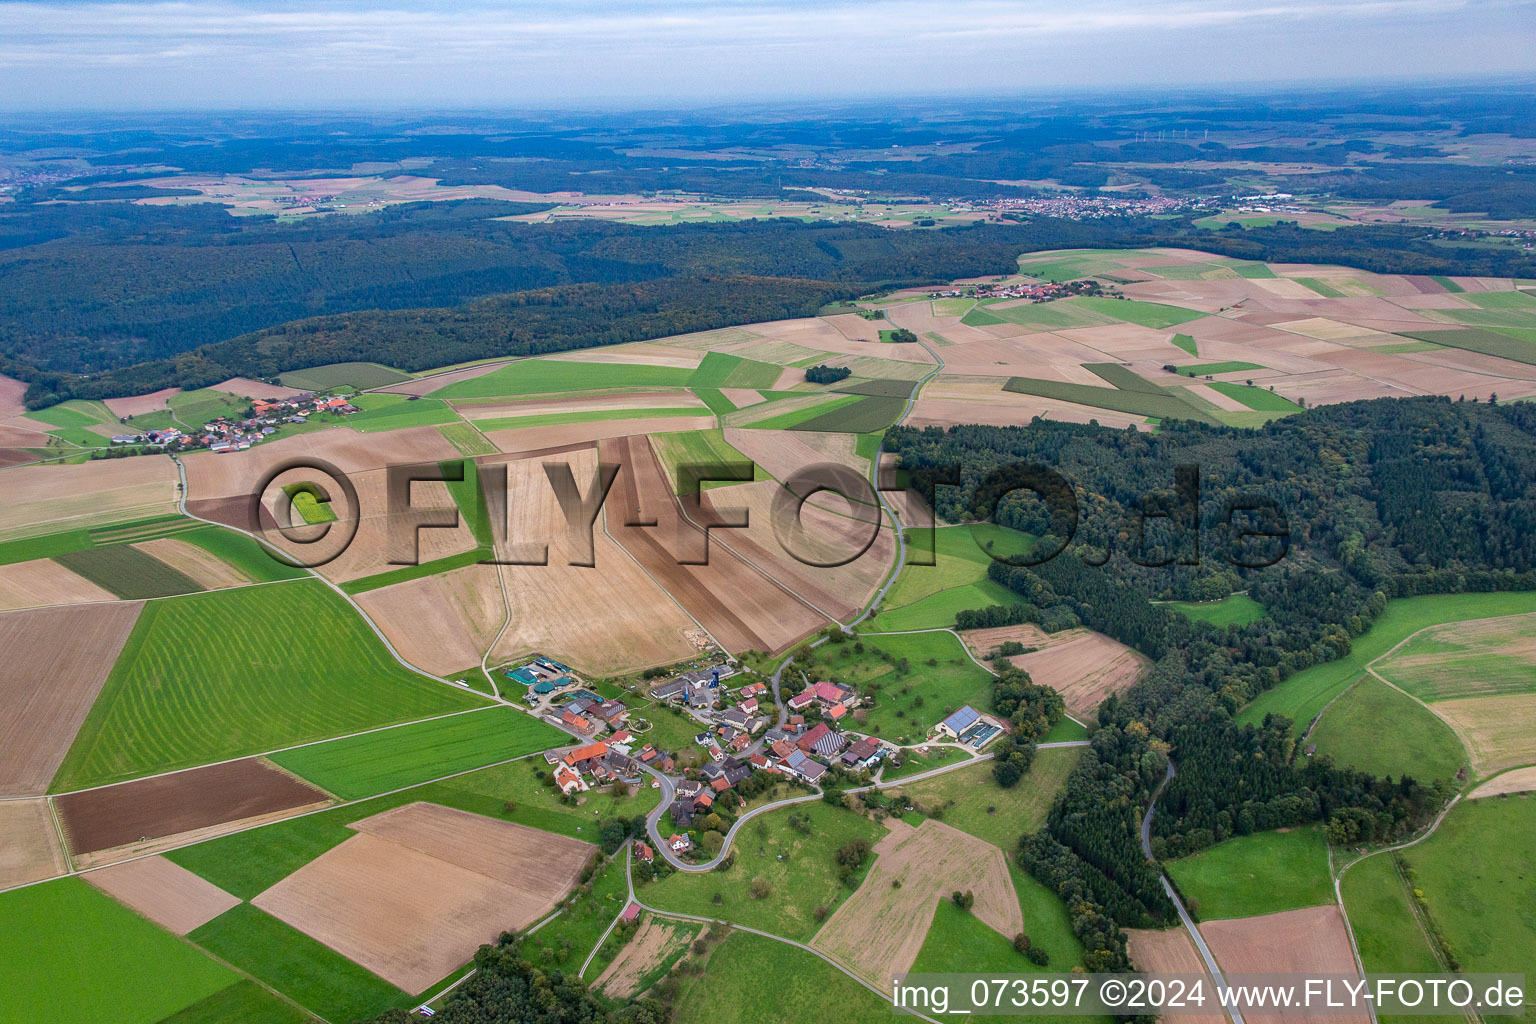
503,652 -> 1008,865
108,392 -> 359,454
930,276 -> 1117,302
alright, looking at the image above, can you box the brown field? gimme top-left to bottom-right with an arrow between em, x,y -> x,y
254,802 -> 594,993
1012,628 -> 1151,718
356,564 -> 504,676
0,457 -> 180,542
84,855 -> 240,934
1469,765 -> 1536,799
958,623 -> 1058,659
1199,905 -> 1368,1024
1431,693 -> 1536,777
721,426 -> 865,480
206,376 -> 307,400
103,388 -> 181,418
132,537 -> 251,589
56,757 -> 330,857
0,602 -> 143,796
455,390 -> 701,420
0,557 -> 119,611
822,312 -> 884,342
0,798 -> 68,888
0,373 -> 26,417
376,360 -> 513,396
487,448 -> 699,674
718,317 -> 936,365
544,347 -> 702,370
594,917 -> 689,998
718,387 -> 767,409
1125,928 -> 1221,1022
812,819 -> 1023,991
601,433 -> 829,654
485,415 -> 715,454
695,478 -> 895,621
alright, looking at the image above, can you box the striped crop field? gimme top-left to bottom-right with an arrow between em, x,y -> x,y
51,579 -> 486,791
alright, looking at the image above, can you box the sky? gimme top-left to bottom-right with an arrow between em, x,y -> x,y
0,0 -> 1533,109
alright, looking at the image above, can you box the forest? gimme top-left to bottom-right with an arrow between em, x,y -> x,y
884,396 -> 1536,969
6,192 -> 1533,407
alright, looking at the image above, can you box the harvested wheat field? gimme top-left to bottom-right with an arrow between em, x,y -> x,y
377,360 -> 513,396
356,564 -> 504,676
812,818 -> 1023,991
0,557 -> 119,611
0,798 -> 68,888
101,387 -> 179,419
957,623 -> 1057,660
0,373 -> 26,417
593,917 -> 690,998
132,537 -> 250,589
206,376 -> 307,400
254,802 -> 594,993
1469,765 -> 1536,799
486,448 -> 698,674
720,427 -> 867,480
55,757 -> 330,860
0,458 -> 180,543
485,415 -> 715,454
456,390 -> 701,420
718,388 -> 767,409
1431,693 -> 1536,776
1013,628 -> 1151,719
84,855 -> 240,934
1199,905 -> 1368,1024
0,602 -> 143,796
1124,928 -> 1221,1022
601,434 -> 829,654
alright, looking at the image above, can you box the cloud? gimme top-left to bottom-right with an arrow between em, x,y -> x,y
0,0 -> 1530,106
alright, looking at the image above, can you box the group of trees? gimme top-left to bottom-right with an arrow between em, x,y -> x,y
804,363 -> 852,384
883,395 -> 1536,972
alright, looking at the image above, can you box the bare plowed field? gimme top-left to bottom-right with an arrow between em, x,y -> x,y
356,564 -> 504,676
485,448 -> 698,674
1199,905 -> 1368,1024
600,434 -> 829,654
206,376 -> 307,400
721,427 -> 867,480
0,798 -> 68,888
103,388 -> 180,418
1431,693 -> 1536,776
377,360 -> 512,396
0,602 -> 143,796
55,757 -> 329,856
1469,765 -> 1536,799
484,415 -> 715,453
0,557 -> 119,611
594,917 -> 689,998
85,855 -> 240,934
1125,928 -> 1220,1023
132,537 -> 250,589
812,819 -> 1022,991
254,802 -> 594,993
1013,628 -> 1151,718
0,458 -> 180,543
0,373 -> 26,417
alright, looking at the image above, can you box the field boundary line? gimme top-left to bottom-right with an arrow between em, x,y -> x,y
44,795 -> 74,874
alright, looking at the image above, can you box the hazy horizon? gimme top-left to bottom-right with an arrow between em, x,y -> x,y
1,0 -> 1533,110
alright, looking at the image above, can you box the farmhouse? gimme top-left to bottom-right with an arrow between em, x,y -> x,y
841,736 -> 884,770
935,706 -> 982,741
787,690 -> 816,712
669,834 -> 692,854
554,765 -> 586,795
633,841 -> 654,863
738,682 -> 767,698
781,749 -> 827,783
562,741 -> 610,774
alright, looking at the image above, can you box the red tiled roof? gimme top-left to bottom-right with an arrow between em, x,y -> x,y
797,722 -> 831,751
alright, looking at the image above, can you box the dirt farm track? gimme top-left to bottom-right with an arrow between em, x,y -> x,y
55,757 -> 329,856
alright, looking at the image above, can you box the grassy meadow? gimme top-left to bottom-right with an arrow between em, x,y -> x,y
1165,826 -> 1332,920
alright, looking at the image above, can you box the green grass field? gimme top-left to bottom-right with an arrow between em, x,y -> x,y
525,854 -> 630,973
671,929 -> 891,1024
1068,296 -> 1205,330
169,388 -> 251,427
1171,333 -> 1198,356
1084,362 -> 1163,393
1236,591 -> 1536,730
54,543 -> 204,599
437,421 -> 498,455
340,547 -> 489,594
651,428 -> 767,493
896,746 -> 1082,850
1003,376 -> 1217,424
1165,826 -> 1332,920
0,878 -> 236,1024
1308,677 -> 1466,782
177,524 -> 309,582
741,393 -> 862,430
1295,277 -> 1347,298
692,387 -> 738,418
473,405 -> 704,433
879,744 -> 971,780
823,630 -> 994,743
873,579 -> 1024,632
689,351 -> 783,389
52,580 -> 485,790
190,904 -> 411,1022
644,801 -> 884,941
278,361 -> 411,391
341,393 -> 461,432
1166,593 -> 1266,627
1207,381 -> 1304,412
788,394 -> 905,433
875,525 -> 1034,630
157,980 -> 311,1024
1175,361 -> 1264,376
965,298 -> 1119,330
438,358 -> 694,398
25,399 -> 116,431
833,377 -> 914,398
1403,796 -> 1536,1001
1373,612 -> 1536,700
912,871 -> 1084,977
1396,328 -> 1536,366
269,706 -> 564,799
